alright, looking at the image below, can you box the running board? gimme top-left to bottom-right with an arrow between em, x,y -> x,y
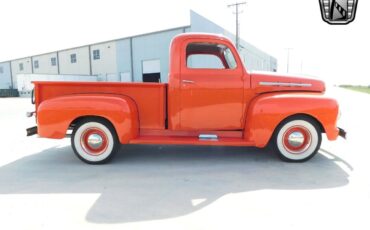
129,136 -> 254,147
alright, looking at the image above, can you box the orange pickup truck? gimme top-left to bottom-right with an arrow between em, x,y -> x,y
26,33 -> 345,164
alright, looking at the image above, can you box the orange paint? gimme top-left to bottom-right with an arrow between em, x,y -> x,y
31,33 -> 342,149
34,81 -> 166,130
37,94 -> 139,143
243,92 -> 339,147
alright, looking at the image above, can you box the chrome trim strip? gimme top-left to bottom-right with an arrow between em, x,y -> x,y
259,82 -> 312,87
182,80 -> 195,84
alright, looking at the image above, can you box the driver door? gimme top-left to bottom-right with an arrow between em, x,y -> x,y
179,39 -> 244,130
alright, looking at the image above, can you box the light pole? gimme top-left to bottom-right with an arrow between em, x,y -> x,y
228,2 -> 246,51
285,48 -> 293,73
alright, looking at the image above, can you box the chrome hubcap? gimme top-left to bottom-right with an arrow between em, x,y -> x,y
87,134 -> 103,149
287,131 -> 305,147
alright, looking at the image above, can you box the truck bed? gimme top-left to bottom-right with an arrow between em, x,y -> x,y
33,81 -> 167,129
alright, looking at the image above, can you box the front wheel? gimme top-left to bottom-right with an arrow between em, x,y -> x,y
272,117 -> 322,162
71,119 -> 119,164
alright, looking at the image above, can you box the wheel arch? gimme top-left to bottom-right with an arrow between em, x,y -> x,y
37,94 -> 139,143
274,113 -> 325,134
70,115 -> 118,135
266,113 -> 324,148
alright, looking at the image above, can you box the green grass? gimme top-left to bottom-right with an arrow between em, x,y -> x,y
340,85 -> 370,95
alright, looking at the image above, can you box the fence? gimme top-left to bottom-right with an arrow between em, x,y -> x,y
0,89 -> 19,97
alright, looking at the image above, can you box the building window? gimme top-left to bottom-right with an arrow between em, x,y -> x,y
93,49 -> 100,60
51,57 -> 57,66
0,66 -> 3,74
70,54 -> 77,63
19,63 -> 24,71
34,60 -> 39,69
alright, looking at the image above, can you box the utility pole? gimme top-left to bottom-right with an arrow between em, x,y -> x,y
228,2 -> 246,51
285,48 -> 293,73
300,59 -> 303,73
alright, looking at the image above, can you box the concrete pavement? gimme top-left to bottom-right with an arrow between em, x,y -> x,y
0,87 -> 369,230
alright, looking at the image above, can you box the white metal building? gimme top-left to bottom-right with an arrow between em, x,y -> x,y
0,11 -> 277,93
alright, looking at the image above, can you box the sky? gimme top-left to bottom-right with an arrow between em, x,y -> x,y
0,0 -> 369,85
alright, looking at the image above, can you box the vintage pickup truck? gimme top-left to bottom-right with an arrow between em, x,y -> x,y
27,33 -> 345,164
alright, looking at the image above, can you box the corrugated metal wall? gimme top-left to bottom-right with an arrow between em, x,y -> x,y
0,62 -> 12,89
32,52 -> 59,75
58,46 -> 90,75
1,10 -> 277,91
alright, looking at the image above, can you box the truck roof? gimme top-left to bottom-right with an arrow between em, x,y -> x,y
172,33 -> 233,43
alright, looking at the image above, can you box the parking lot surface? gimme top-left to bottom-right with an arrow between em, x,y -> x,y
0,87 -> 369,230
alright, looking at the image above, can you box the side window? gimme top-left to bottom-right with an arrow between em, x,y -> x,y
186,42 -> 237,70
187,54 -> 224,69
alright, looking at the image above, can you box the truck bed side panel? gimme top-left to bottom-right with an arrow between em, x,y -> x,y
34,82 -> 166,130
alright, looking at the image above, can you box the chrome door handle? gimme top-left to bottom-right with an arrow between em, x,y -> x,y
182,80 -> 195,84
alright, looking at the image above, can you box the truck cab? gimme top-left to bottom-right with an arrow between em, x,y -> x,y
168,34 -> 247,131
27,33 -> 345,164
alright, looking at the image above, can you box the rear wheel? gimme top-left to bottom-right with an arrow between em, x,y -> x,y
71,119 -> 119,164
273,117 -> 322,162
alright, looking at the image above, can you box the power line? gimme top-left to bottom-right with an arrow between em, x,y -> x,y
228,2 -> 246,51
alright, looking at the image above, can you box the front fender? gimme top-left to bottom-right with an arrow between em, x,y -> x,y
37,94 -> 139,144
244,93 -> 339,147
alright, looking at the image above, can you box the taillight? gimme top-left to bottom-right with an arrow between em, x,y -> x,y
31,88 -> 35,105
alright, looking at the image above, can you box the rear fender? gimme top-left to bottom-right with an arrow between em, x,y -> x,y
244,93 -> 339,147
37,94 -> 139,144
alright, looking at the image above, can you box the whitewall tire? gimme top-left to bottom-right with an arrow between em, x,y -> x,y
71,119 -> 119,164
273,117 -> 322,162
